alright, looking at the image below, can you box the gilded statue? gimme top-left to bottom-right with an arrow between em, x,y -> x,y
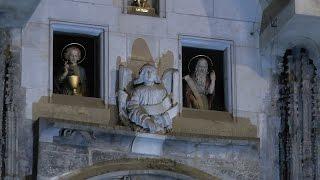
54,43 -> 87,96
131,0 -> 151,8
184,55 -> 216,110
118,64 -> 179,133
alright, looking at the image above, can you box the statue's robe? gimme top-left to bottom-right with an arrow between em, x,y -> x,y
127,84 -> 172,132
55,65 -> 87,96
184,75 -> 214,110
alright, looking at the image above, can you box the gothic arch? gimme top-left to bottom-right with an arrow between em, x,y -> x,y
286,37 -> 320,57
54,158 -> 217,180
277,36 -> 320,67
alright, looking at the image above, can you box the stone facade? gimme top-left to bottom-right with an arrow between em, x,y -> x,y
20,1 -> 265,178
37,119 -> 260,180
0,0 -> 319,179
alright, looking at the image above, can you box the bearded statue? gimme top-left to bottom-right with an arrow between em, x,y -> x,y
183,56 -> 216,110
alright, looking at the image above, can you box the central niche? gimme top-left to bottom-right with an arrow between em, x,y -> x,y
182,46 -> 226,111
126,0 -> 160,17
53,32 -> 100,98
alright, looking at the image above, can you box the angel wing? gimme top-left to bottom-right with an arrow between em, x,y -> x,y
118,65 -> 133,91
162,68 -> 179,105
118,65 -> 133,121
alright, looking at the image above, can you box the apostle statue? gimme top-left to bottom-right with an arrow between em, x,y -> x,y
184,55 -> 216,110
118,64 -> 179,133
54,43 -> 87,96
131,0 -> 151,8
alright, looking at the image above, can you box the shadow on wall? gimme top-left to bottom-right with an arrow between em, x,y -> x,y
119,38 -> 174,79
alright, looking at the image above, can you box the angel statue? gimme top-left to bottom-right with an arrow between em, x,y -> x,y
118,64 -> 179,133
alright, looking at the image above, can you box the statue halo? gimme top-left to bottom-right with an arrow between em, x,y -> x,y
188,55 -> 214,74
61,43 -> 87,64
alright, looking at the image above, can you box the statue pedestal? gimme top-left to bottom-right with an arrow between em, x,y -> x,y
131,133 -> 166,156
127,6 -> 156,17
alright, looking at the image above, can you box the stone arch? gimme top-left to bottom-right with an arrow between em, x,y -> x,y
286,37 -> 320,59
277,36 -> 320,68
54,158 -> 217,180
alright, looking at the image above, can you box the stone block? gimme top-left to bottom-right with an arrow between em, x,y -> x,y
167,12 -> 259,48
38,147 -> 88,177
108,32 -> 126,102
90,150 -> 128,164
21,47 -> 49,89
47,0 -> 120,26
10,28 -> 22,51
28,0 -> 50,24
235,63 -> 267,114
71,0 -> 114,6
30,0 -> 120,26
236,46 -> 260,69
22,22 -> 49,50
36,119 -> 260,179
173,0 -> 214,17
214,0 -> 262,22
173,109 -> 258,138
162,137 -> 259,180
25,88 -> 48,119
119,14 -> 168,37
92,133 -> 134,152
163,140 -> 198,158
234,46 -> 267,115
159,38 -> 179,69
295,0 -> 320,17
131,134 -> 166,156
33,96 -> 110,124
234,110 -> 260,127
17,118 -> 34,176
166,0 -> 174,13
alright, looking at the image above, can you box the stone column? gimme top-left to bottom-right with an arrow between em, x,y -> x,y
0,28 -> 28,179
277,48 -> 318,180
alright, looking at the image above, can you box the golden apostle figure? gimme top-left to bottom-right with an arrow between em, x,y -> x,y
55,43 -> 87,96
131,0 -> 151,8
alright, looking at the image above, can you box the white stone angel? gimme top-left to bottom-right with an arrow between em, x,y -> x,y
118,64 -> 179,133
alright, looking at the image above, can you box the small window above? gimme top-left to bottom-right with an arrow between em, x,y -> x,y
123,0 -> 166,18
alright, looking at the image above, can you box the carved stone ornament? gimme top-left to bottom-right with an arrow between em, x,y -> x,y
118,64 -> 179,133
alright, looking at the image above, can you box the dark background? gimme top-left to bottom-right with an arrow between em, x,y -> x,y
182,46 -> 226,111
53,32 -> 100,98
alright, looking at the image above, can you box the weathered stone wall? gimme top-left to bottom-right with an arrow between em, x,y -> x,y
0,28 -> 30,178
260,1 -> 320,179
0,1 -> 41,178
0,28 -> 9,179
271,48 -> 320,180
37,119 -> 260,180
